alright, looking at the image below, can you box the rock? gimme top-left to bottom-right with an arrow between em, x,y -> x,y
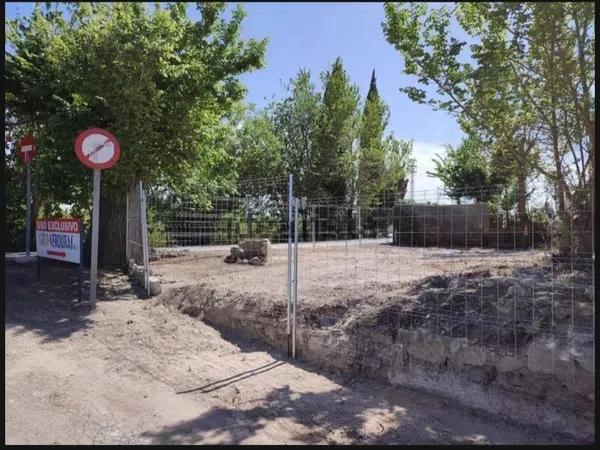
224,254 -> 237,264
526,336 -> 572,377
453,344 -> 487,366
570,332 -> 594,373
230,246 -> 244,260
496,355 -> 525,372
149,277 -> 161,296
407,335 -> 447,365
181,304 -> 204,318
248,256 -> 265,266
240,239 -> 270,262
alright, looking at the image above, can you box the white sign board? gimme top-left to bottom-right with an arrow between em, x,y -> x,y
36,218 -> 81,264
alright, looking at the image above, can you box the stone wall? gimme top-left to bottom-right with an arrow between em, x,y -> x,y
165,284 -> 594,440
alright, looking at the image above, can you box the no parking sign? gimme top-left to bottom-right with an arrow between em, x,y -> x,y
74,128 -> 121,302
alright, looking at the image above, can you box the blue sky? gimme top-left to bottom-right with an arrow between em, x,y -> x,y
6,2 -> 466,193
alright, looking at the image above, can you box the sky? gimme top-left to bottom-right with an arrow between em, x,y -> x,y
5,2 -> 466,194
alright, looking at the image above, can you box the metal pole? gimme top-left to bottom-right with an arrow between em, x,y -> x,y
140,182 -> 151,297
26,163 -> 32,256
311,204 -> 315,250
78,219 -> 83,303
287,174 -> 293,357
293,196 -> 299,359
125,190 -> 130,263
90,169 -> 101,303
358,205 -> 362,245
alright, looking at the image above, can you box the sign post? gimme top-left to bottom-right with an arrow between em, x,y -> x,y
74,128 -> 121,303
19,134 -> 38,256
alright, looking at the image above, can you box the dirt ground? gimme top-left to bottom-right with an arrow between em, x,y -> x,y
4,259 -> 584,444
152,244 -> 548,303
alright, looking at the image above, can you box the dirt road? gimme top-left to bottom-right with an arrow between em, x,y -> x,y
5,260 -> 581,444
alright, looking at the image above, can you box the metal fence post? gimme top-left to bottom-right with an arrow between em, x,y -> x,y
293,196 -> 299,359
26,163 -> 32,256
126,190 -> 130,263
287,174 -> 293,357
139,181 -> 150,297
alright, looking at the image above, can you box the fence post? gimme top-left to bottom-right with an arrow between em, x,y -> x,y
126,190 -> 130,263
311,204 -> 315,250
293,196 -> 299,359
287,174 -> 293,357
139,181 -> 150,297
358,205 -> 362,245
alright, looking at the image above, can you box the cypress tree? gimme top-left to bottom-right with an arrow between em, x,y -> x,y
358,69 -> 389,204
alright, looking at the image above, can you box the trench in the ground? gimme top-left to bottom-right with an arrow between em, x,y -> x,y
157,265 -> 595,440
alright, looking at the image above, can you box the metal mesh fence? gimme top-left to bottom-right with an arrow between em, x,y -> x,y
146,177 -> 594,385
126,182 -> 144,265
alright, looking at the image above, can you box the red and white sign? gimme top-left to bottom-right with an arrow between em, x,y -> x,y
36,218 -> 81,264
18,134 -> 37,164
74,128 -> 120,170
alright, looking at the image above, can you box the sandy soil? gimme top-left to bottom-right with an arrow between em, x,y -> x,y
152,244 -> 548,302
4,259 -> 582,444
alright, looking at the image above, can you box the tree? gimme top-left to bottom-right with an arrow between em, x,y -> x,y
314,58 -> 361,201
5,2 -> 267,265
357,70 -> 390,204
269,69 -> 322,199
229,107 -> 285,194
382,2 -> 594,218
380,135 -> 414,206
428,136 -> 496,203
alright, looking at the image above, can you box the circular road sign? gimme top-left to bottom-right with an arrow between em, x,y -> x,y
74,128 -> 121,170
18,134 -> 37,164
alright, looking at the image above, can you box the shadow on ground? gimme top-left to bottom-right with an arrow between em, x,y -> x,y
141,366 -> 581,445
4,259 -> 146,343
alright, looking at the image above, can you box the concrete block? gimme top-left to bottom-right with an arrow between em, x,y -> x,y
240,239 -> 270,261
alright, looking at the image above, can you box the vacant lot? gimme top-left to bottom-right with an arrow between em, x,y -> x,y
152,243 -> 548,302
4,260 -> 583,444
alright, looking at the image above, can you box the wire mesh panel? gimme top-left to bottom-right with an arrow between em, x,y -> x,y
126,182 -> 144,265
145,175 -> 594,425
146,175 -> 293,347
291,183 -> 594,408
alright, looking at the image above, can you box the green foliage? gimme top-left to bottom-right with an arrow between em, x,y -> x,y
5,2 -> 267,214
382,2 -> 594,215
428,136 -> 496,203
229,106 -> 285,194
314,58 -> 361,200
146,207 -> 167,248
4,146 -> 28,251
269,69 -> 322,198
356,70 -> 413,205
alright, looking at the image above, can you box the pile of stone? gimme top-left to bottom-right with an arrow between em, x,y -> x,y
225,239 -> 270,266
128,259 -> 161,296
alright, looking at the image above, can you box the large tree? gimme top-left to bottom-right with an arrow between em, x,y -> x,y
357,70 -> 390,204
5,2 -> 267,265
314,58 -> 361,201
269,69 -> 322,199
382,2 -> 594,218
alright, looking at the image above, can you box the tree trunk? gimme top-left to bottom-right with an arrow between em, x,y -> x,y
98,187 -> 127,269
